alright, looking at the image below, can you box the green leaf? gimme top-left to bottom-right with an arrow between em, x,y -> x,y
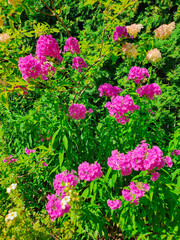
59,150 -> 64,167
63,135 -> 68,150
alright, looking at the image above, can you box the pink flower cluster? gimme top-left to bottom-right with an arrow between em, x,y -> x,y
122,182 -> 150,205
98,83 -> 122,97
46,193 -> 70,221
78,161 -> 103,181
18,54 -> 55,82
171,149 -> 180,156
25,148 -> 35,155
107,199 -> 122,210
46,170 -> 79,221
136,83 -> 161,99
72,57 -> 88,72
64,37 -> 80,54
108,141 -> 173,181
108,150 -> 132,176
53,170 -> 79,196
4,155 -> 17,164
127,66 -> 150,84
36,35 -> 63,62
113,26 -> 128,42
68,103 -> 87,120
105,95 -> 140,124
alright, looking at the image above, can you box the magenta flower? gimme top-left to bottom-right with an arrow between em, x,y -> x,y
136,83 -> 161,99
64,37 -> 80,54
68,103 -> 87,120
25,148 -> 35,155
18,54 -> 55,82
78,161 -> 103,181
4,155 -> 17,164
113,26 -> 128,42
98,83 -> 122,97
88,108 -> 93,113
150,172 -> 160,181
43,162 -> 48,167
72,57 -> 88,72
36,34 -> 63,62
127,66 -> 150,84
105,95 -> 139,124
107,199 -> 122,210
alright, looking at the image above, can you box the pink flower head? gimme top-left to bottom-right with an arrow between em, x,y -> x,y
18,54 -> 55,82
25,148 -> 35,155
107,199 -> 122,210
98,83 -> 123,97
72,57 -> 88,72
46,194 -> 70,221
64,37 -> 80,54
136,83 -> 161,99
36,35 -> 63,62
4,155 -> 17,164
53,170 -> 79,196
150,172 -> 160,181
122,182 -> 150,205
78,161 -> 103,181
43,162 -> 48,167
113,26 -> 128,42
68,103 -> 87,120
105,95 -> 140,124
171,149 -> 180,156
88,108 -> 93,113
127,66 -> 150,84
108,149 -> 132,176
165,156 -> 173,168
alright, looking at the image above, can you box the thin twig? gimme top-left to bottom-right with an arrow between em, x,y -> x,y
99,0 -> 137,58
58,0 -> 63,20
34,9 -> 54,17
40,0 -> 54,14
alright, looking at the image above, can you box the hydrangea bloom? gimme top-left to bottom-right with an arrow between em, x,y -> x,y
136,83 -> 161,99
122,182 -> 150,206
98,83 -> 122,97
46,194 -> 70,221
107,150 -> 132,176
5,212 -> 17,221
7,183 -> 17,193
113,26 -> 128,42
122,42 -> 137,58
155,22 -> 175,39
78,161 -> 103,181
72,57 -> 88,72
105,95 -> 140,124
126,24 -> 143,38
53,170 -> 79,196
146,48 -> 161,63
107,199 -> 122,210
150,172 -> 160,181
4,155 -> 17,164
36,35 -> 63,62
0,33 -> 10,43
18,54 -> 55,82
64,37 -> 80,54
127,66 -> 150,84
68,103 -> 87,120
25,148 -> 35,155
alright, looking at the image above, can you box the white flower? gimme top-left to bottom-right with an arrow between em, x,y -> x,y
61,195 -> 71,209
6,183 -> 17,193
5,212 -> 17,221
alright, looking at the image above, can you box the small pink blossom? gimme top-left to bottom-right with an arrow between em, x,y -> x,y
107,199 -> 122,210
150,172 -> 160,181
43,162 -> 48,167
25,148 -> 35,155
136,83 -> 161,99
113,26 -> 128,42
98,83 -> 122,97
72,57 -> 88,72
4,155 -> 17,164
88,108 -> 93,113
127,66 -> 150,84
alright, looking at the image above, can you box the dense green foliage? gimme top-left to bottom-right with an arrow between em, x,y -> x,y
0,0 -> 180,239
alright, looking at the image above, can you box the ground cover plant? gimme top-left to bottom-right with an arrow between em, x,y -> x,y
0,0 -> 180,239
